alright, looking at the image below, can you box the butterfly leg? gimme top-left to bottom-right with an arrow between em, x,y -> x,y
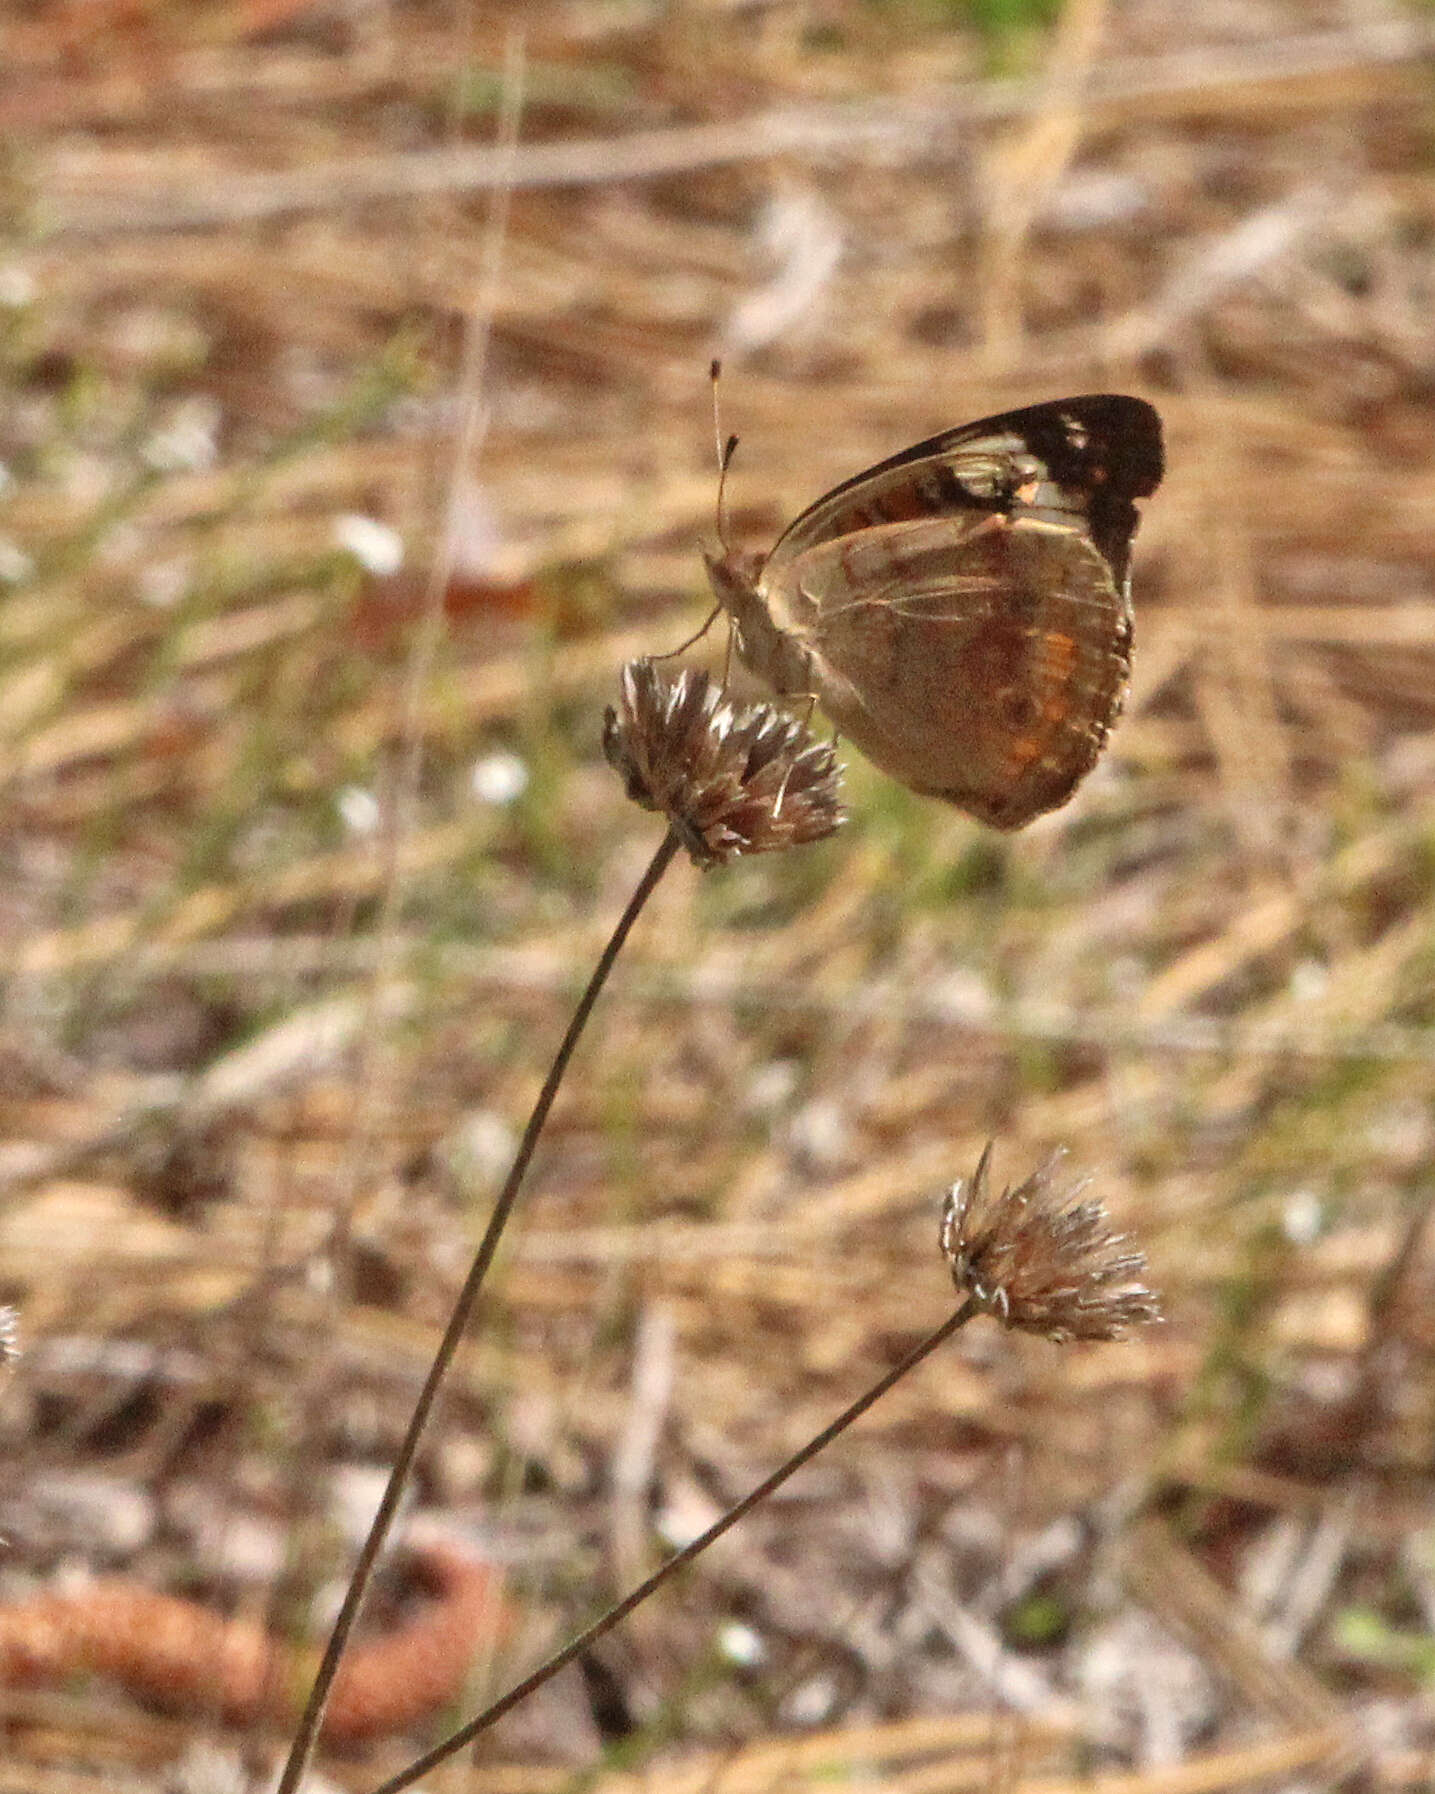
653,601 -> 723,662
721,617 -> 739,688
772,691 -> 820,817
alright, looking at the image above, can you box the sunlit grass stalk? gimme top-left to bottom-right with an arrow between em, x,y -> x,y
276,35 -> 531,1794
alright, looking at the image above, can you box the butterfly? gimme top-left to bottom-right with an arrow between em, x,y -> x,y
704,394 -> 1164,830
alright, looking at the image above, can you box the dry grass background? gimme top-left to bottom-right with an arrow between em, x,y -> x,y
3,0 -> 1435,1789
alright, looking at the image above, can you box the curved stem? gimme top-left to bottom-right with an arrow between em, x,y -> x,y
276,827 -> 682,1794
369,1295 -> 979,1794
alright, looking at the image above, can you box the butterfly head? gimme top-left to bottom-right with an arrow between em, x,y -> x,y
702,542 -> 768,660
702,543 -> 764,608
704,545 -> 816,701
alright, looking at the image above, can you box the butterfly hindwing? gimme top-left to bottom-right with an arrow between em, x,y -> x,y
762,511 -> 1132,828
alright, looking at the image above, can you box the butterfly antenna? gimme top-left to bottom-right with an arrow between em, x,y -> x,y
653,601 -> 722,662
711,358 -> 739,557
651,360 -> 738,668
651,362 -> 736,664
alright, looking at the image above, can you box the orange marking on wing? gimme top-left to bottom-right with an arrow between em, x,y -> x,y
1038,632 -> 1079,727
1006,736 -> 1041,773
1002,633 -> 1081,774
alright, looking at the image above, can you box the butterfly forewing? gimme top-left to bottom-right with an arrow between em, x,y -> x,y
767,395 -> 1163,592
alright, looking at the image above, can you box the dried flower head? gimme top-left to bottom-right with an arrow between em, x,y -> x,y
940,1145 -> 1161,1342
603,658 -> 844,868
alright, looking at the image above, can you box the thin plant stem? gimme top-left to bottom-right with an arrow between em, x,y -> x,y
368,1295 -> 980,1794
275,826 -> 682,1794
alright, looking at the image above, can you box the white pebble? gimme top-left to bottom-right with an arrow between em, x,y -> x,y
334,513 -> 404,577
470,750 -> 528,806
336,786 -> 381,835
